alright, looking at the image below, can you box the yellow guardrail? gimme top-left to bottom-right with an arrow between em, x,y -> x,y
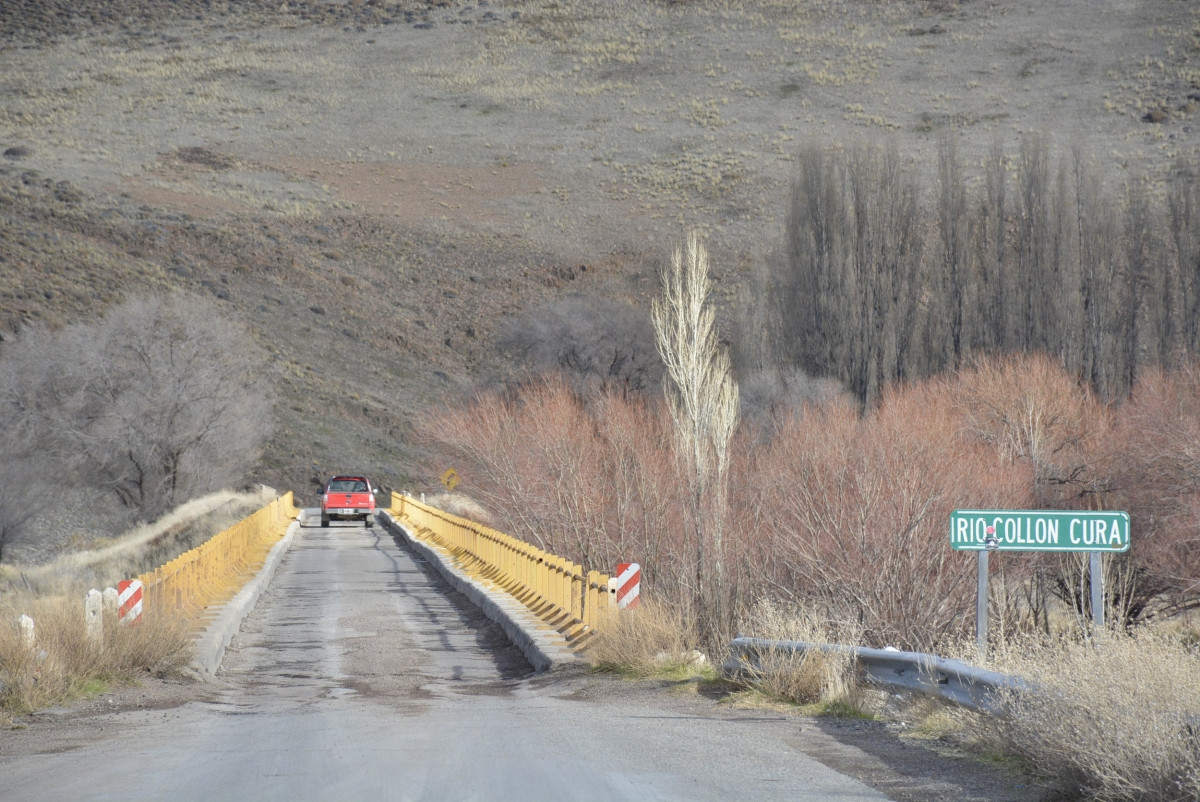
138,492 -> 300,620
388,493 -> 614,644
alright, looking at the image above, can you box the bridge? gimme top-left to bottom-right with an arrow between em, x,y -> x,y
0,492 -> 1014,801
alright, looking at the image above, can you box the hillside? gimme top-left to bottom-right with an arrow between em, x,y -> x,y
1,0 -> 1196,515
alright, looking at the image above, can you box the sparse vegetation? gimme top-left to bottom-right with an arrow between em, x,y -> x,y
0,488 -> 274,719
0,490 -> 269,595
931,631 -> 1200,802
496,295 -> 662,396
584,598 -> 705,679
731,600 -> 866,714
0,594 -> 192,717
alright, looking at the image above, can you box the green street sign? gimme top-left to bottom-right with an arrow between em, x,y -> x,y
950,509 -> 1130,553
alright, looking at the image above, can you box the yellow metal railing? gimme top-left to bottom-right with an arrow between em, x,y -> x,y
138,492 -> 300,620
388,493 -> 614,644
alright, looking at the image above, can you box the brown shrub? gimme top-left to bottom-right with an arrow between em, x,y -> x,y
1102,361 -> 1200,620
419,377 -> 686,583
746,376 -> 1033,649
425,353 -> 1200,651
954,352 -> 1109,506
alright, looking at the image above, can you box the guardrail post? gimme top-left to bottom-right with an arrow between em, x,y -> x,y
570,565 -> 582,623
584,571 -> 602,632
555,557 -> 567,612
559,559 -> 571,614
548,556 -> 560,610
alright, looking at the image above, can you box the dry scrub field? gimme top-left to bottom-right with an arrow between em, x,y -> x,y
1,0 -> 1198,500
2,0 -> 1196,243
4,1 -> 1198,243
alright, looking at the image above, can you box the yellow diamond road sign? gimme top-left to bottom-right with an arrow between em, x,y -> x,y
441,468 -> 460,491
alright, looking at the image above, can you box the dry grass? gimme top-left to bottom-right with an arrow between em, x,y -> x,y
992,632 -> 1200,801
1,489 -> 270,597
0,595 -> 192,718
421,492 -> 493,525
0,490 -> 272,720
732,600 -> 866,714
924,630 -> 1200,801
584,599 -> 708,678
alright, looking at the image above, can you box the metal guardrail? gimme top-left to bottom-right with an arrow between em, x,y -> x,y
388,493 -> 614,644
723,637 -> 1031,714
137,492 -> 300,620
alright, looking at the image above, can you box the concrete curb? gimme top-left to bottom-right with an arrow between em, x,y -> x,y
378,511 -> 583,673
187,519 -> 300,678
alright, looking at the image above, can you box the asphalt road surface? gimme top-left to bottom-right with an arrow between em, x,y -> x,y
0,520 -> 894,802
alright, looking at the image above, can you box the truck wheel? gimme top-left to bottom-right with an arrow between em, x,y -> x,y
364,515 -> 372,528
321,515 -> 330,528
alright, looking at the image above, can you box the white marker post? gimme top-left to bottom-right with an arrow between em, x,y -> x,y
103,587 -> 118,616
17,614 -> 35,649
85,588 -> 103,643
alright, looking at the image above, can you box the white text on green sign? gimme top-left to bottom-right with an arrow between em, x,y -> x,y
949,510 -> 1130,552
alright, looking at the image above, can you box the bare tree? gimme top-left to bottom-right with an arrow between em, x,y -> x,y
783,143 -> 850,384
0,328 -> 74,562
782,140 -> 925,404
737,366 -> 847,426
770,136 -> 1200,406
495,295 -> 662,396
1016,135 -> 1054,352
975,137 -> 1010,351
0,294 -> 273,525
71,295 -> 273,518
1119,178 -> 1154,395
1168,157 -> 1200,355
850,139 -> 924,399
652,231 -> 740,640
936,135 -> 971,367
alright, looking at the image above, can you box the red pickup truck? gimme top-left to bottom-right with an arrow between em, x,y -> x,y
320,475 -> 378,527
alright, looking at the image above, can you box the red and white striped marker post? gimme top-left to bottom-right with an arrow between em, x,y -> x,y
615,562 -> 641,609
117,579 -> 143,625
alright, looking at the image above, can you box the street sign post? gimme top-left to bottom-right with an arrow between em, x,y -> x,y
950,509 -> 1130,650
